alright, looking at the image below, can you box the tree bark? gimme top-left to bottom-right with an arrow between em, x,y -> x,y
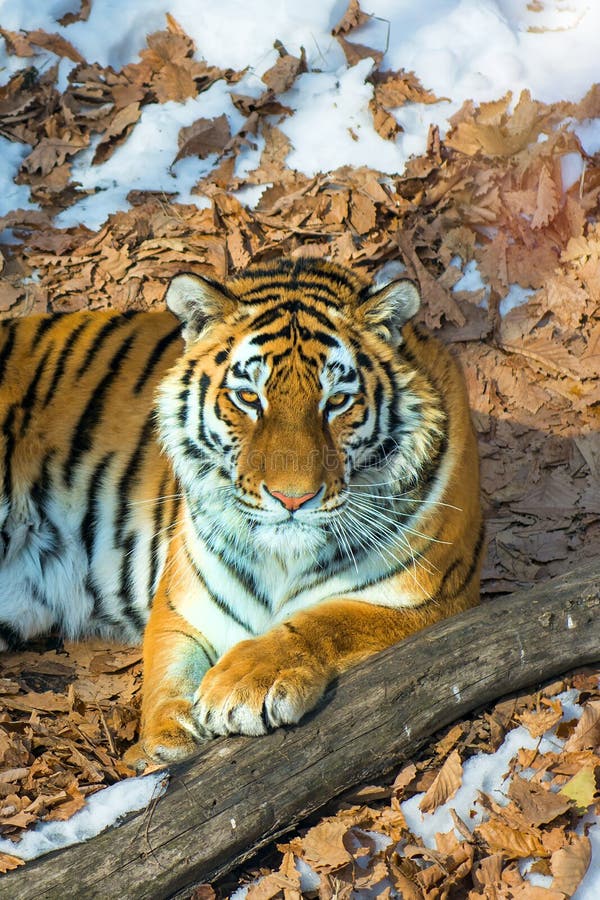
5,560 -> 600,899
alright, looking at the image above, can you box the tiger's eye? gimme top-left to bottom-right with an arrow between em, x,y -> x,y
237,389 -> 259,406
327,392 -> 349,408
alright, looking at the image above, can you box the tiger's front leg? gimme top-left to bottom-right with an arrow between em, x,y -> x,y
124,543 -> 214,772
195,598 -> 435,737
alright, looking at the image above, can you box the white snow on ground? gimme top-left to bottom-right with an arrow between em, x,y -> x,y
1,0 -> 599,888
1,0 -> 599,227
0,770 -> 168,860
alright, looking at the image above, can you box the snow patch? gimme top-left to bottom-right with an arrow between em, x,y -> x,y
0,771 -> 168,861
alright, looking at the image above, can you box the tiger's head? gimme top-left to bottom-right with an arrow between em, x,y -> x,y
158,259 -> 445,554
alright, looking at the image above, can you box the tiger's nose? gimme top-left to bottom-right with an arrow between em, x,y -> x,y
267,488 -> 319,512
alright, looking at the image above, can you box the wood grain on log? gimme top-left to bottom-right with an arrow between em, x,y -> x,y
5,560 -> 600,899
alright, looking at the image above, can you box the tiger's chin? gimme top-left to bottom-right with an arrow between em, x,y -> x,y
253,518 -> 329,559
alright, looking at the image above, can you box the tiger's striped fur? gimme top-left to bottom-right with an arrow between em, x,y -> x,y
0,258 -> 483,767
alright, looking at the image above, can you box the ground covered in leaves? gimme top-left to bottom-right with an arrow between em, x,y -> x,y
209,671 -> 600,900
0,0 -> 599,892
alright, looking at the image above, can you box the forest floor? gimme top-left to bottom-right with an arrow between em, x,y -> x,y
0,1 -> 599,896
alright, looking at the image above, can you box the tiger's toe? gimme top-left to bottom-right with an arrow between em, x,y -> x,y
194,662 -> 328,736
128,698 -> 207,768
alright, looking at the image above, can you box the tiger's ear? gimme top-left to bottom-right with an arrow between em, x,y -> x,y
360,279 -> 421,340
165,273 -> 236,343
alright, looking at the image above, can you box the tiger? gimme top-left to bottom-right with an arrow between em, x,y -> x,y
0,257 -> 483,769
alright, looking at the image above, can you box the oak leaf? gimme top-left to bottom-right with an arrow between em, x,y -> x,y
372,70 -> 441,108
0,852 -> 25,873
508,775 -> 571,826
299,819 -> 352,872
531,164 -> 560,230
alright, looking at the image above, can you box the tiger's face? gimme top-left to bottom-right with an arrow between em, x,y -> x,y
159,259 -> 444,552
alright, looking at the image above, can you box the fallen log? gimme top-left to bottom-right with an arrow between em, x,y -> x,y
5,559 -> 600,899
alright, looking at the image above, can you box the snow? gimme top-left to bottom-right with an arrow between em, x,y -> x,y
0,770 -> 168,860
1,0 -> 600,889
2,0 -> 599,232
499,283 -> 536,316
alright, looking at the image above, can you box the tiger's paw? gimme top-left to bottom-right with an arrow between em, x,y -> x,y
193,641 -> 329,736
124,698 -> 206,773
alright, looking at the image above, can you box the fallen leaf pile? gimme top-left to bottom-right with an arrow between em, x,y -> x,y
0,638 -> 141,871
214,671 -> 600,899
0,0 -> 599,880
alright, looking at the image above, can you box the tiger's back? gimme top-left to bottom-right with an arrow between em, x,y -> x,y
0,308 -> 182,646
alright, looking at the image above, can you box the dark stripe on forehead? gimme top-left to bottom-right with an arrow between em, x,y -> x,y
248,323 -> 292,347
300,327 -> 340,348
236,277 -> 349,306
244,298 -> 338,333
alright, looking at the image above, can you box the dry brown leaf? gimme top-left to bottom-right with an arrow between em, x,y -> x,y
187,886 -> 216,900
336,35 -> 383,68
392,762 -> 418,799
175,115 -> 231,164
22,136 -> 88,178
298,819 -> 352,872
332,0 -> 370,35
261,46 -> 306,94
369,97 -> 401,141
531,164 -> 560,230
550,835 -> 591,895
27,29 -> 85,62
0,852 -> 25,873
44,782 -> 86,821
475,819 -> 548,859
508,885 -> 564,899
419,750 -> 462,813
518,705 -> 563,739
564,699 -> 600,751
58,0 -> 92,26
508,775 -> 571,826
92,103 -> 141,166
349,192 -> 377,234
0,28 -> 35,57
1,691 -> 70,713
372,70 -> 441,108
